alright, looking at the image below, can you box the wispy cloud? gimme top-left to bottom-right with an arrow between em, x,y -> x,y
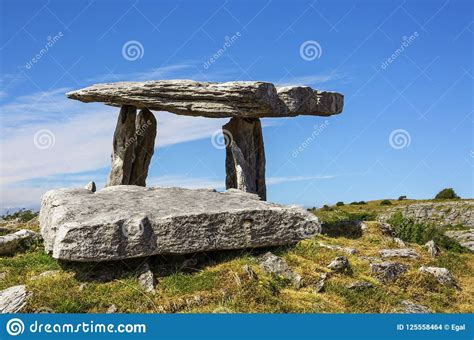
86,63 -> 196,83
276,72 -> 347,87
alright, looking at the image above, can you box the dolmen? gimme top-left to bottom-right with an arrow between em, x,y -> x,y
39,80 -> 344,262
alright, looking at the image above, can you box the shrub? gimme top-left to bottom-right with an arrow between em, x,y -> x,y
349,201 -> 367,205
321,204 -> 333,211
398,195 -> 407,201
336,201 -> 344,206
380,200 -> 392,205
1,209 -> 38,222
387,213 -> 465,252
435,188 -> 460,200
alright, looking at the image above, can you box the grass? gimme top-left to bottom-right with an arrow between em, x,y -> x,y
1,200 -> 473,313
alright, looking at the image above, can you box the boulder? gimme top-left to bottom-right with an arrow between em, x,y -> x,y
379,248 -> 419,259
378,222 -> 395,237
0,285 -> 30,313
424,240 -> 440,257
398,300 -> 432,313
39,186 -> 320,261
0,229 -> 41,256
419,266 -> 459,289
327,256 -> 349,272
137,263 -> 155,292
84,181 -> 96,192
319,242 -> 357,255
314,273 -> 328,293
393,238 -> 406,248
320,220 -> 363,238
66,80 -> 344,118
259,252 -> 302,288
346,281 -> 374,289
370,262 -> 407,283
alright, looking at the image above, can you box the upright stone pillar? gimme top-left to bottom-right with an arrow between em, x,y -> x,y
106,105 -> 137,186
223,117 -> 266,200
130,108 -> 157,186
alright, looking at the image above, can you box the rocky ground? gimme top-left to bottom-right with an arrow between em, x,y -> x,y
0,198 -> 473,314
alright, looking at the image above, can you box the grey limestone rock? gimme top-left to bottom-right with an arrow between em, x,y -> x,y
39,186 -> 321,261
66,80 -> 344,118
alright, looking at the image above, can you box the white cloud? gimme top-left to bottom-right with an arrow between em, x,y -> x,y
87,64 -> 196,83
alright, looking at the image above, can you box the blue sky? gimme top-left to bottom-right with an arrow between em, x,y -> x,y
0,0 -> 472,213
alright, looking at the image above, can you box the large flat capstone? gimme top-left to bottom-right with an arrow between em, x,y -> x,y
39,186 -> 320,262
66,80 -> 343,118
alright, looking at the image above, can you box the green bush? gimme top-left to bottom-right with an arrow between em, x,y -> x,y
380,200 -> 392,205
1,209 -> 38,222
398,195 -> 407,201
336,201 -> 345,206
349,201 -> 367,205
387,213 -> 465,252
321,204 -> 333,211
435,188 -> 460,200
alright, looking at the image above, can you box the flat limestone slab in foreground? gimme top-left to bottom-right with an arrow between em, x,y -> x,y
39,186 -> 320,262
66,80 -> 343,118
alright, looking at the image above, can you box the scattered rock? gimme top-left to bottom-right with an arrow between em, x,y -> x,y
445,230 -> 473,251
259,252 -> 302,289
379,248 -> 419,259
106,304 -> 118,313
78,283 -> 87,291
0,229 -> 41,255
319,242 -> 357,255
327,256 -> 349,272
424,240 -> 440,257
358,256 -> 382,263
378,223 -> 395,237
39,186 -> 321,261
34,307 -> 55,313
0,285 -> 30,313
314,273 -> 328,293
137,263 -> 155,293
180,258 -> 198,273
84,181 -> 96,192
398,300 -> 432,313
419,266 -> 459,289
346,281 -> 374,289
370,262 -> 407,283
393,238 -> 406,248
31,270 -> 61,280
242,265 -> 257,280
